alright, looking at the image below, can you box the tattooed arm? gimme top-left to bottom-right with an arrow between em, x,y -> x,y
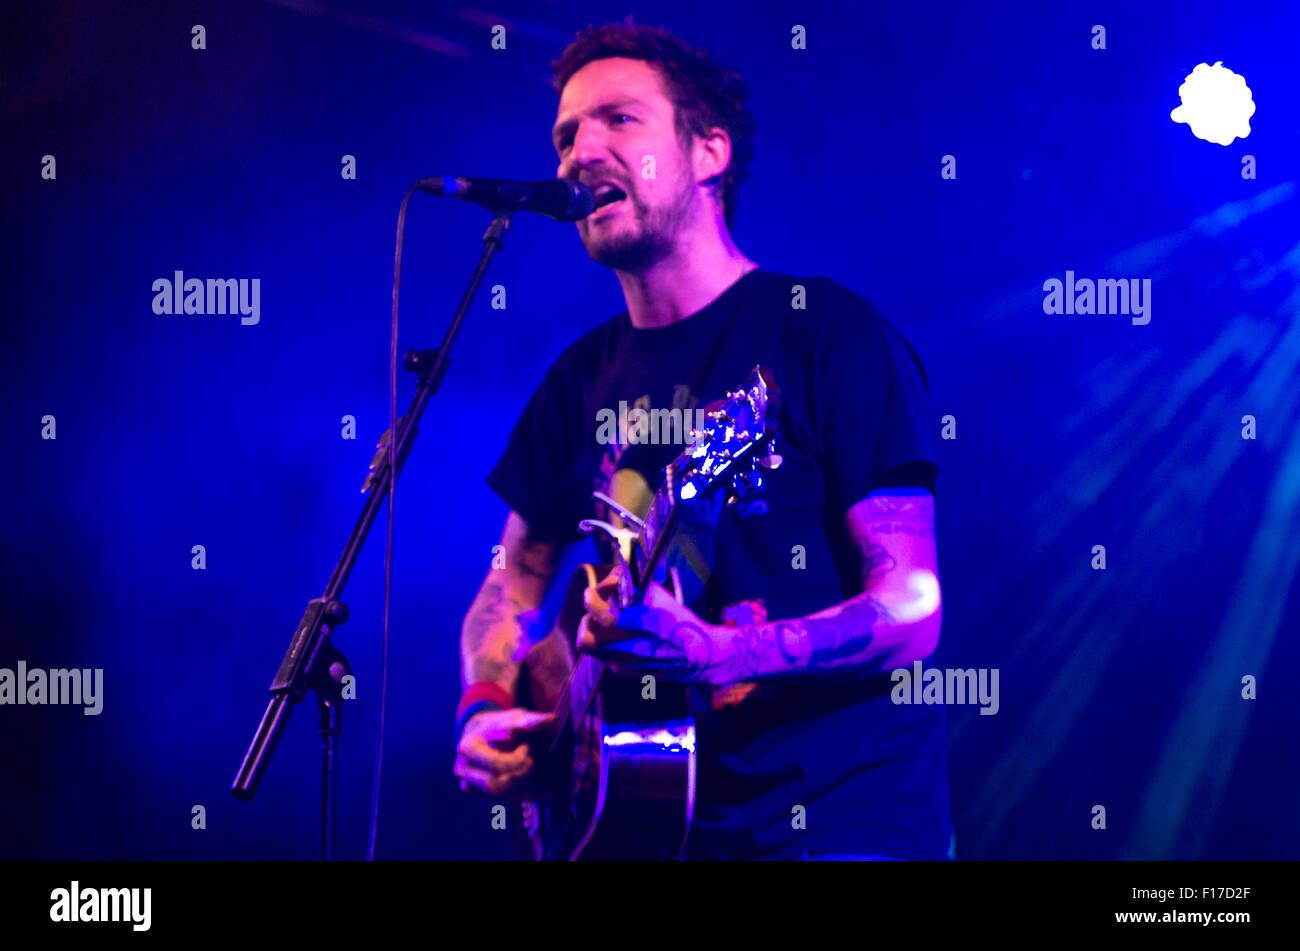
715,488 -> 941,680
456,511 -> 567,797
583,489 -> 941,683
460,510 -> 565,695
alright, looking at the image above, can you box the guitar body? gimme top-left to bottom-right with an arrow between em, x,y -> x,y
520,563 -> 696,861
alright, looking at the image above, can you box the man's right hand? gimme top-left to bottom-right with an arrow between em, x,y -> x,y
454,707 -> 557,798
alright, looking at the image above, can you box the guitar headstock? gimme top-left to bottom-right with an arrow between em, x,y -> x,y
675,365 -> 781,505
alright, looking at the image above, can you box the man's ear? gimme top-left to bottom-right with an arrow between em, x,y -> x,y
693,126 -> 732,186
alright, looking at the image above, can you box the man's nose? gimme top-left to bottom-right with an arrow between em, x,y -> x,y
560,124 -> 610,178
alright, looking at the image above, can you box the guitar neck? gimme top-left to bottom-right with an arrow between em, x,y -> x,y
555,365 -> 778,738
558,468 -> 683,733
630,461 -> 684,601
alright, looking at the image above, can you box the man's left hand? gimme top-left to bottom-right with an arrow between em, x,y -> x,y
577,565 -> 720,684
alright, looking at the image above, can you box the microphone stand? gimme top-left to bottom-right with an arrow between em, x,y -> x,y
231,204 -> 518,860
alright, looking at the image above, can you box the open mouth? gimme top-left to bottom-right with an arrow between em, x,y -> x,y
590,183 -> 629,216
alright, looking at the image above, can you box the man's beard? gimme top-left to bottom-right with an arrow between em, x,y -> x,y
584,182 -> 694,272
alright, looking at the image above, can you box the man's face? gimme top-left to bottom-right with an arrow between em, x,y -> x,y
553,57 -> 698,271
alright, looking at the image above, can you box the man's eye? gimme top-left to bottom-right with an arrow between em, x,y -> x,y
613,114 -> 633,124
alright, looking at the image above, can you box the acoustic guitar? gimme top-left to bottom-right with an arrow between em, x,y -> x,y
515,364 -> 780,860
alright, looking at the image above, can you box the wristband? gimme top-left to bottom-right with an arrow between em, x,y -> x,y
454,682 -> 514,743
455,700 -> 503,743
457,681 -> 513,717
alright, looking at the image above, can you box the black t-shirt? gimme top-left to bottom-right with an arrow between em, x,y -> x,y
487,269 -> 952,860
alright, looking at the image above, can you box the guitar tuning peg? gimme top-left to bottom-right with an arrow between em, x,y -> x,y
758,453 -> 784,470
732,470 -> 763,499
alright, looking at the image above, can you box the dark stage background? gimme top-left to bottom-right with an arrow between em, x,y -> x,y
3,0 -> 1297,860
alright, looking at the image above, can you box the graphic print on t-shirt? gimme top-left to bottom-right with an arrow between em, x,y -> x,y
593,382 -> 701,511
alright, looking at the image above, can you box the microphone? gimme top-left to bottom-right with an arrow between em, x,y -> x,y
417,176 -> 595,221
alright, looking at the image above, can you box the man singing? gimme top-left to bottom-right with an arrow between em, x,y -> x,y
454,19 -> 952,861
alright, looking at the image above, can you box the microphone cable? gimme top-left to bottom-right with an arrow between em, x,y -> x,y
366,181 -> 421,860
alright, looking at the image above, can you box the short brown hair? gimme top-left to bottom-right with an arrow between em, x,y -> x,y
551,19 -> 756,232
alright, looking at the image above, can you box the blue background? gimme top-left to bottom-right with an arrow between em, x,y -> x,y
2,0 -> 1297,860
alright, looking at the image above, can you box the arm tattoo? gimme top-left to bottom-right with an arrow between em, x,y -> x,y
463,582 -> 504,654
463,580 -> 528,685
513,543 -> 556,581
514,528 -> 562,582
862,494 -> 935,538
652,622 -> 714,683
775,621 -> 811,668
599,619 -> 715,684
703,495 -> 933,681
469,640 -> 513,687
724,623 -> 778,680
853,539 -> 897,586
726,595 -> 895,679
